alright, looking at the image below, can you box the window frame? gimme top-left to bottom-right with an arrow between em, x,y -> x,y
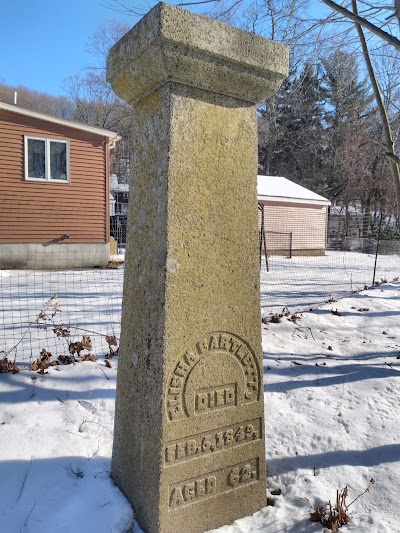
24,135 -> 70,183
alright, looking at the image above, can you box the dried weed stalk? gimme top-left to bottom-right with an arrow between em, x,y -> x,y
305,479 -> 375,531
0,357 -> 20,374
2,294 -> 119,368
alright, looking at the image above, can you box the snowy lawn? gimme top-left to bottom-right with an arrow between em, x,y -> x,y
261,250 -> 400,314
1,282 -> 400,532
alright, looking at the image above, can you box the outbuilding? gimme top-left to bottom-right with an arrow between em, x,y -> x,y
0,101 -> 120,268
257,175 -> 331,256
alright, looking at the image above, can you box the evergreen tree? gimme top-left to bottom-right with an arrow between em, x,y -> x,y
323,50 -> 373,127
322,50 -> 376,205
261,61 -> 328,195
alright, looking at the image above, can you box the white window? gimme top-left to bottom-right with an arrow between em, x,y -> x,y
25,136 -> 69,182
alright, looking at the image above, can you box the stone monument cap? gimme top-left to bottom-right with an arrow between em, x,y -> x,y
107,1 -> 289,104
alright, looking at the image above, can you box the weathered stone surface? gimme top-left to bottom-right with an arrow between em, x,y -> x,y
107,2 -> 288,104
107,4 -> 288,533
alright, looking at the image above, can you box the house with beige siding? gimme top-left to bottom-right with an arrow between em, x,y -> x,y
0,102 -> 120,268
257,175 -> 331,256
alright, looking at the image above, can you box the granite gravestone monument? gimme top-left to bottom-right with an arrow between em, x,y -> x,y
107,4 -> 288,532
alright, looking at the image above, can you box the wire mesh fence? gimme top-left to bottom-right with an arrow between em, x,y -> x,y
260,206 -> 400,316
0,195 -> 124,367
1,199 -> 400,365
0,266 -> 124,366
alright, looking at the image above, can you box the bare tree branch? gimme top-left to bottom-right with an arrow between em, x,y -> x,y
351,0 -> 400,216
321,0 -> 400,50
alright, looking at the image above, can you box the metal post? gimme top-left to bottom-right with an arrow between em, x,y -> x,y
263,227 -> 269,272
258,204 -> 263,266
372,213 -> 382,287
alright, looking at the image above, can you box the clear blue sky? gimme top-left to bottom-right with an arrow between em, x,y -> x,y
0,0 -> 138,96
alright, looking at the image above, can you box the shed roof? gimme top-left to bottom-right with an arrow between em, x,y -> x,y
110,174 -> 130,192
0,101 -> 121,146
257,175 -> 330,206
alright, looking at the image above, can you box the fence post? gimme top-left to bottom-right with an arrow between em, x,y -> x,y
258,204 -> 263,266
372,213 -> 383,287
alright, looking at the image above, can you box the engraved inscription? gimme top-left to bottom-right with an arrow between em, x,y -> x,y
164,417 -> 261,465
169,476 -> 216,509
197,334 -> 259,401
195,384 -> 237,413
166,332 -> 260,421
168,458 -> 260,510
227,462 -> 258,488
166,350 -> 201,421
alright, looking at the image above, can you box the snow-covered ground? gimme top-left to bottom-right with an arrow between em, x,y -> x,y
1,281 -> 400,532
261,250 -> 400,314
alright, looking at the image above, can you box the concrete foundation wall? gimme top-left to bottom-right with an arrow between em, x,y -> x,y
264,248 -> 326,257
0,243 -> 110,269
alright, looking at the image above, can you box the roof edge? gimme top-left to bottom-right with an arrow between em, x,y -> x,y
0,101 -> 121,142
258,194 -> 331,206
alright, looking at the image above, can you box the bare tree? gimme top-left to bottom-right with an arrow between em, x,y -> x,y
353,1 -> 400,217
64,20 -> 135,180
86,20 -> 131,63
318,0 -> 400,216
